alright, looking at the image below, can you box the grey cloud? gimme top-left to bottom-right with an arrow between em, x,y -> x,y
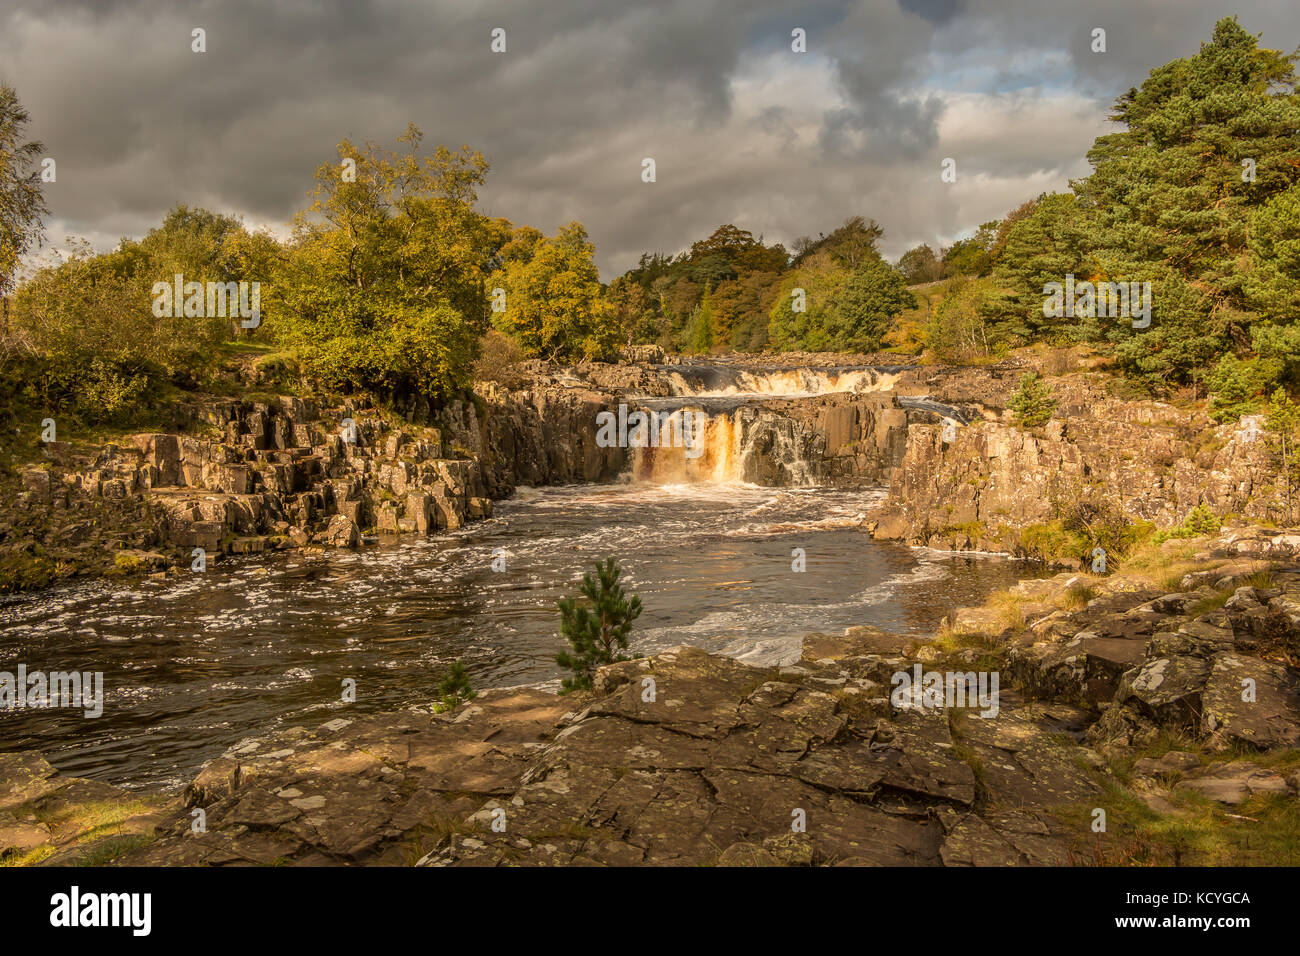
1,0 -> 1296,278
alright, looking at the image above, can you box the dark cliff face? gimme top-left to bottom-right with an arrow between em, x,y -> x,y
10,357 -> 1290,587
437,385 -> 628,496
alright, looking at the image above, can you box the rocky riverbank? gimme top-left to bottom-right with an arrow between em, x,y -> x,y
5,524 -> 1297,867
5,349 -> 1287,593
870,368 -> 1282,553
2,381 -> 626,592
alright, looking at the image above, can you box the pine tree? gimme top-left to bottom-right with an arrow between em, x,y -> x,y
987,193 -> 1091,345
432,660 -> 477,714
556,557 -> 643,693
1007,372 -> 1057,428
1074,17 -> 1300,386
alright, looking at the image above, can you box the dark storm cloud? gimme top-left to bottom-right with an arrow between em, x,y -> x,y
1,0 -> 1296,276
899,0 -> 965,25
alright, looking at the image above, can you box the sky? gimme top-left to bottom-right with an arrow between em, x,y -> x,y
2,0 -> 1298,279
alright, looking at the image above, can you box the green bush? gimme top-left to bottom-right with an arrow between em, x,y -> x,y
1153,504 -> 1222,543
431,660 -> 477,714
1007,372 -> 1057,427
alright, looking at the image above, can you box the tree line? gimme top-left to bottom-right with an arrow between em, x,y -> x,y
1,16 -> 1297,429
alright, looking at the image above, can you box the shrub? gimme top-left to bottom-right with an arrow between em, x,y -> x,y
1154,504 -> 1222,543
1007,372 -> 1057,427
431,660 -> 477,714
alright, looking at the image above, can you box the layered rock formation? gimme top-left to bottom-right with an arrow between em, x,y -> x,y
15,638 -> 1097,867
7,353 -> 1292,595
871,373 -> 1283,552
12,385 -> 630,577
21,397 -> 495,559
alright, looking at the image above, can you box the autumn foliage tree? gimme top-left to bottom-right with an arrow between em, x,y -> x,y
490,220 -> 620,361
272,125 -> 505,401
0,85 -> 47,340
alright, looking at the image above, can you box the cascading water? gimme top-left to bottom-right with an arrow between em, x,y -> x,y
624,363 -> 903,487
628,406 -> 817,487
663,365 -> 901,398
0,357 -> 1035,792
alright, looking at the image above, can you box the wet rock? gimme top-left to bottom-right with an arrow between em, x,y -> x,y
319,515 -> 360,548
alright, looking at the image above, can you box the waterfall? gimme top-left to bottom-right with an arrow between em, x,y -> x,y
618,363 -> 906,488
629,405 -> 817,487
664,366 -> 899,398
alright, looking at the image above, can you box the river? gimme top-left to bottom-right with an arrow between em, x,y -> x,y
0,480 -> 1031,791
2,367 -> 1034,791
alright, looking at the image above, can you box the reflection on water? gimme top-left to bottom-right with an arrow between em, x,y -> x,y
0,483 -> 1032,790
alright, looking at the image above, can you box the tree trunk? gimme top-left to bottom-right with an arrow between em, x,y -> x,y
1279,434 -> 1289,528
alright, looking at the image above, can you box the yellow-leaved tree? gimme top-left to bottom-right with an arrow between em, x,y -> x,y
272,124 -> 508,401
490,221 -> 620,362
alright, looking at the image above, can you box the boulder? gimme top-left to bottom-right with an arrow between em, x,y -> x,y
1200,653 -> 1300,751
1174,762 -> 1293,805
320,515 -> 360,548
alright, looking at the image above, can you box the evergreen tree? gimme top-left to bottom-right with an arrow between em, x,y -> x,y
1207,352 -> 1281,420
1007,372 -> 1057,428
432,660 -> 477,714
555,557 -> 643,693
986,193 -> 1091,345
1074,17 -> 1300,385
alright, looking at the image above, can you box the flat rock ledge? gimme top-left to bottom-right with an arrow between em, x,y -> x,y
8,530 -> 1299,867
3,634 -> 1102,867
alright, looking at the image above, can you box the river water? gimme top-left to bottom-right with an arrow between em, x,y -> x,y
0,481 -> 1031,791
